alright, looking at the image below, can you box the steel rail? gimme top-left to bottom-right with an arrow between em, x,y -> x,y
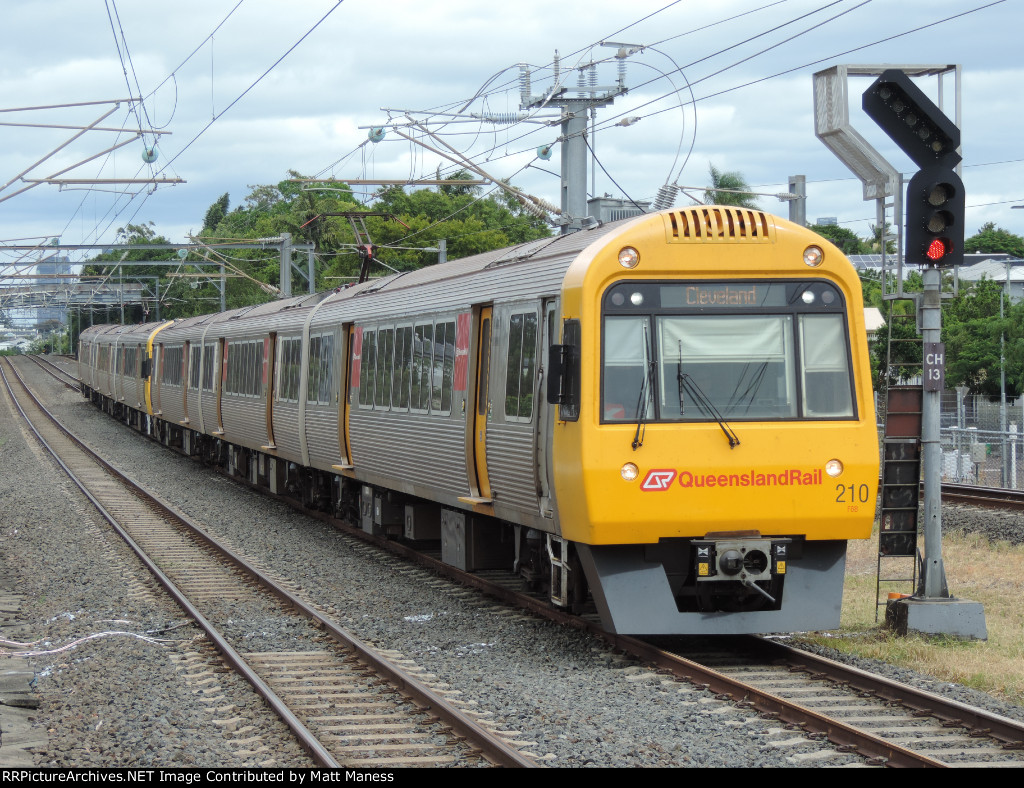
942,482 -> 1024,510
264,504 -> 948,766
751,638 -> 1024,748
3,356 -> 535,769
26,354 -> 80,391
1,358 -> 339,767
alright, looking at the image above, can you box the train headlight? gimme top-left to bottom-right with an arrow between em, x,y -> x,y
621,463 -> 639,481
825,459 -> 844,477
618,247 -> 640,268
803,245 -> 824,267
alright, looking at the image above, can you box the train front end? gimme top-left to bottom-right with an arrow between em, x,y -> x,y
550,207 -> 878,635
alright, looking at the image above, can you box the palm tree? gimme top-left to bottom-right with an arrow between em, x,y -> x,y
703,164 -> 760,209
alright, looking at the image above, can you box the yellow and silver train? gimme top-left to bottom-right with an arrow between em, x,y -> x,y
79,206 -> 879,635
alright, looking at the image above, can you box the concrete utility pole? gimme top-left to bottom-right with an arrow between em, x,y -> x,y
520,47 -> 632,233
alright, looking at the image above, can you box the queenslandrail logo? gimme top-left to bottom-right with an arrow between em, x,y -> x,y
641,468 -> 823,491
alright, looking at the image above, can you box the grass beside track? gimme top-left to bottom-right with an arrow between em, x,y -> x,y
795,524 -> 1024,706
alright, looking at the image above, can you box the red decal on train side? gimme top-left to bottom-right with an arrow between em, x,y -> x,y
678,468 -> 823,488
351,327 -> 363,387
453,312 -> 471,391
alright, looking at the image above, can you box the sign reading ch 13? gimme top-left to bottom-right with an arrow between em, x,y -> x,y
924,341 -> 945,392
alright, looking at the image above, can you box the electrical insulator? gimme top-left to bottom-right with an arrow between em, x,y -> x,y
652,184 -> 679,211
519,64 -> 531,107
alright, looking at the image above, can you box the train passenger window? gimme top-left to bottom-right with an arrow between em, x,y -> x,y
162,346 -> 184,386
375,328 -> 394,409
602,317 -> 652,422
319,333 -> 334,404
278,337 -> 301,402
201,343 -> 217,392
306,333 -> 335,405
359,331 -> 376,407
434,321 -> 456,415
189,346 -> 201,389
307,335 -> 321,403
392,327 -> 412,410
411,324 -> 432,411
505,312 -> 538,421
799,315 -> 853,417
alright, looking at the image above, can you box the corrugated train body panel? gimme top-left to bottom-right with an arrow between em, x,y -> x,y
483,423 -> 538,512
272,401 -> 303,461
304,404 -> 339,470
347,410 -> 468,502
221,396 -> 267,450
159,382 -> 185,424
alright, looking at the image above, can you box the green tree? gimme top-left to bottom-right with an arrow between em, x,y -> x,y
79,223 -> 179,324
703,164 -> 759,209
964,222 -> 1024,258
203,193 -> 230,232
868,222 -> 897,254
809,224 -> 871,255
942,278 -> 1011,396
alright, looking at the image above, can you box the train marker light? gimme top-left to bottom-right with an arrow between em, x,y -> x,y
621,463 -> 639,481
802,245 -> 824,267
618,246 -> 640,268
825,459 -> 844,477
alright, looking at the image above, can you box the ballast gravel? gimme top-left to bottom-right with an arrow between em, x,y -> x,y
3,357 -> 1023,768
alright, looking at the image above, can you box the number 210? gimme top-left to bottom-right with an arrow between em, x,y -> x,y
835,483 -> 870,503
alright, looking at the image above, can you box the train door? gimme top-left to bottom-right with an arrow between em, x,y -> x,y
113,337 -> 122,402
337,324 -> 355,469
472,306 -> 493,500
264,334 -> 276,448
215,337 -> 226,434
536,299 -> 559,519
153,343 -> 163,415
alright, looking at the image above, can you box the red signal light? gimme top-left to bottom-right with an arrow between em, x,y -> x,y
926,238 -> 951,261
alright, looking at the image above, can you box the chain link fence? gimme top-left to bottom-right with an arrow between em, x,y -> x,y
878,389 -> 1024,489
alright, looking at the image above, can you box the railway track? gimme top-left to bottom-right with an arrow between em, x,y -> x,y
1,356 -> 535,769
24,353 -> 80,392
13,353 -> 1024,767
941,482 -> 1024,510
236,476 -> 1024,766
650,637 -> 1024,767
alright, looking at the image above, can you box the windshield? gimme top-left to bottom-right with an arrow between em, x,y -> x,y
601,280 -> 855,423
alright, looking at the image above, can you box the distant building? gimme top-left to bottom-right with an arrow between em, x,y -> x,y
588,196 -> 652,224
33,255 -> 73,327
956,257 -> 1024,303
847,252 -> 1019,287
864,307 -> 885,343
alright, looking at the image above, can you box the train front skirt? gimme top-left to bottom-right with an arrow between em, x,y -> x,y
577,540 -> 847,635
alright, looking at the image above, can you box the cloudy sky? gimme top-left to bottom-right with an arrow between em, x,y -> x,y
1,0 -> 1020,272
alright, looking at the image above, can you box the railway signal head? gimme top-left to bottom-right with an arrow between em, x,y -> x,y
862,68 -> 965,267
862,69 -> 961,169
906,165 -> 965,267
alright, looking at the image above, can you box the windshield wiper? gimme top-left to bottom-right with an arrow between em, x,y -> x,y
677,367 -> 740,449
632,323 -> 656,451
